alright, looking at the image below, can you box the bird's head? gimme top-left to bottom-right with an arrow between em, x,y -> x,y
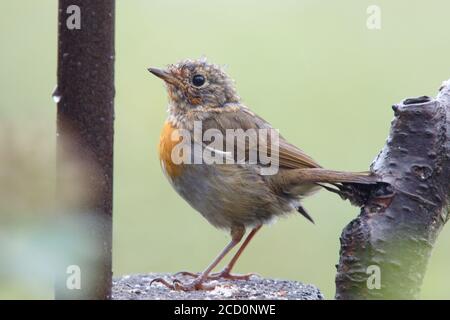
149,58 -> 240,111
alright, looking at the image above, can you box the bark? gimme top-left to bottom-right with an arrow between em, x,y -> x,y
55,0 -> 115,299
335,80 -> 450,299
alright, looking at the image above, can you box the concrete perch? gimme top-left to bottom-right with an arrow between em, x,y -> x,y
112,273 -> 324,300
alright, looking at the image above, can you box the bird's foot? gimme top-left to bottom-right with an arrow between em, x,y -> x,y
150,276 -> 216,291
172,270 -> 200,278
209,268 -> 258,281
174,269 -> 258,281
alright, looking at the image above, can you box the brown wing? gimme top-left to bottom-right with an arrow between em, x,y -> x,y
277,139 -> 321,169
200,106 -> 321,169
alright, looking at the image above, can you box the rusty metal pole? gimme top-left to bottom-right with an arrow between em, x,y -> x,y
55,0 -> 115,299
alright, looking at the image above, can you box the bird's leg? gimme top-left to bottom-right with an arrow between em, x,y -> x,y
177,225 -> 262,281
150,225 -> 245,291
209,225 -> 262,280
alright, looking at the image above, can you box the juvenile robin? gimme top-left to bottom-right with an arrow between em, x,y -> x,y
148,58 -> 377,291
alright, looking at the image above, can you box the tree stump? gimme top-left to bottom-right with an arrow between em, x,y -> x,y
335,79 -> 450,299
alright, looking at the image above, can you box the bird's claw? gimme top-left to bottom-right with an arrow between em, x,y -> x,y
150,276 -> 216,291
149,277 -> 177,290
173,271 -> 200,278
173,269 -> 258,281
209,269 -> 259,281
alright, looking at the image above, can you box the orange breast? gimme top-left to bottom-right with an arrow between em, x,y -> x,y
159,121 -> 184,178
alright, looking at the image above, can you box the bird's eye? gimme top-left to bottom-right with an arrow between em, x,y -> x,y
192,74 -> 206,87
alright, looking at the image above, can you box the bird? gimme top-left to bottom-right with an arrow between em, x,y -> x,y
148,58 -> 378,291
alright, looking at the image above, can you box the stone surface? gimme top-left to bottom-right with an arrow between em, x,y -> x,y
112,273 -> 324,300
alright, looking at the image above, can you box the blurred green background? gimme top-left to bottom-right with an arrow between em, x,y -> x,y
1,0 -> 449,299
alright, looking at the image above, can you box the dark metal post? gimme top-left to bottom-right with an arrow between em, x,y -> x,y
55,0 -> 115,299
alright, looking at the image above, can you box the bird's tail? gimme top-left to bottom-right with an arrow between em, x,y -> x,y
304,169 -> 383,207
287,169 -> 381,223
292,168 -> 378,184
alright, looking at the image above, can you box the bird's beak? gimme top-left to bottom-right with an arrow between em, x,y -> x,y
148,67 -> 178,85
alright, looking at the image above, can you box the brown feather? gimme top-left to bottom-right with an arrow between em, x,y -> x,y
200,107 -> 322,170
